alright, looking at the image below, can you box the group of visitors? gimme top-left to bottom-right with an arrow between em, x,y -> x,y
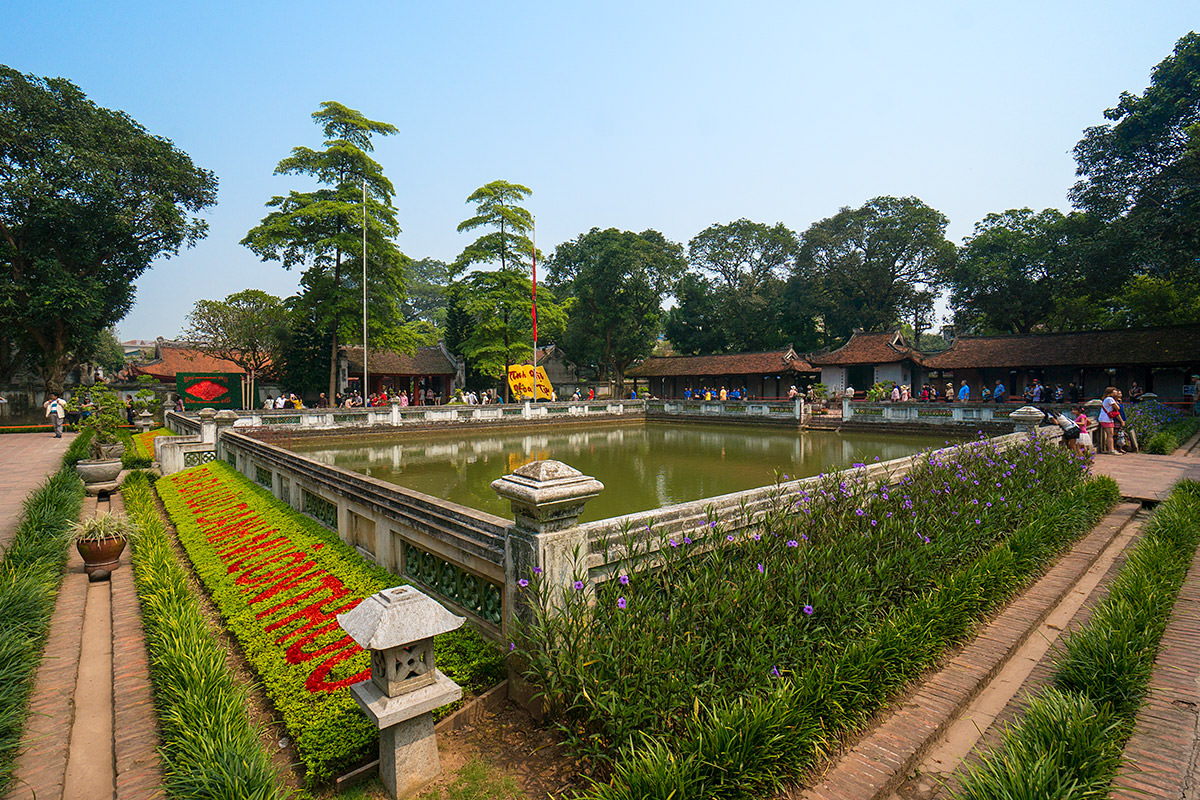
1096,386 -> 1139,455
682,386 -> 748,401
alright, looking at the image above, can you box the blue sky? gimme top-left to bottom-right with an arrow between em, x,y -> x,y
5,2 -> 1197,340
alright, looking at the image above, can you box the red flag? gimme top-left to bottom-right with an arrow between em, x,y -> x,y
531,238 -> 538,340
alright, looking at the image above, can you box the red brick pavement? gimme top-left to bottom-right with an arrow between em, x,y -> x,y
0,432 -> 75,551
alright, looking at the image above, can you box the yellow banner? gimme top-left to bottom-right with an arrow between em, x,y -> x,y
507,365 -> 554,400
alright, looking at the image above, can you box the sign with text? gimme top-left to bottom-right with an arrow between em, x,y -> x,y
506,365 -> 554,400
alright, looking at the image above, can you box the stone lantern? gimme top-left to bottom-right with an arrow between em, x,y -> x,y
1009,405 -> 1046,434
337,585 -> 464,798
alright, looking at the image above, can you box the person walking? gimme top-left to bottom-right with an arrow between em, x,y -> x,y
957,381 -> 970,402
45,392 -> 67,438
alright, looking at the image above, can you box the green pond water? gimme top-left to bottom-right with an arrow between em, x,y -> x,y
288,422 -> 951,523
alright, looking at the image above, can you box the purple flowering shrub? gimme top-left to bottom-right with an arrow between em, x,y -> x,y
1123,399 -> 1199,450
513,434 -> 1092,763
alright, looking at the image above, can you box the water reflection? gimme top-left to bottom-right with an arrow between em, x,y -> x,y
288,423 -> 948,523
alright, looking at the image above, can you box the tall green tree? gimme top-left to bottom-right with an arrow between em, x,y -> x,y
943,208 -> 1067,335
1070,32 -> 1200,278
663,273 -> 730,355
797,196 -> 954,345
455,269 -> 566,401
454,180 -> 535,275
183,289 -> 288,405
548,228 -> 684,389
242,102 -> 412,400
0,66 -> 217,391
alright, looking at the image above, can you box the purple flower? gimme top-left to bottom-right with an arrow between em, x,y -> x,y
726,534 -> 735,542
617,596 -> 627,610
787,539 -> 799,547
683,537 -> 692,545
855,509 -> 865,517
619,574 -> 630,585
771,665 -> 781,677
752,533 -> 761,541
669,539 -> 678,548
922,535 -> 931,544
709,520 -> 717,529
533,566 -> 543,575
975,518 -> 981,524
509,642 -> 515,652
573,580 -> 584,591
782,474 -> 789,480
518,578 -> 529,588
803,604 -> 814,616
870,519 -> 878,526
757,563 -> 764,573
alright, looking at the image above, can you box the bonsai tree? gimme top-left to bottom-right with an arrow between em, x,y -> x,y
78,383 -> 127,459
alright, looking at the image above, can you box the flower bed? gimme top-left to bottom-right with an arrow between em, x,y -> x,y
0,436 -> 87,795
514,435 -> 1117,795
131,427 -> 168,460
123,473 -> 286,799
157,462 -> 503,784
953,479 -> 1200,799
1124,399 -> 1200,453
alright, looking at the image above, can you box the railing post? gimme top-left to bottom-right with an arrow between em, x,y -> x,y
492,460 -> 603,714
198,407 -> 217,444
843,398 -> 854,419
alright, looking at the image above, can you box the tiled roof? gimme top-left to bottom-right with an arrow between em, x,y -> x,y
131,342 -> 249,380
627,347 -> 815,378
342,345 -> 457,375
808,330 -> 925,366
923,324 -> 1200,369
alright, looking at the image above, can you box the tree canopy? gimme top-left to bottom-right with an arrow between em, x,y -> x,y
242,101 -> 413,399
0,66 -> 217,391
797,196 -> 954,345
548,227 -> 684,387
183,289 -> 288,379
454,180 -> 535,276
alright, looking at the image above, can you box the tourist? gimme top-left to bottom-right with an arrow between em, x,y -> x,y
957,381 -> 970,402
1098,387 -> 1119,454
993,379 -> 1005,404
901,384 -> 910,402
684,387 -> 693,400
788,385 -> 798,400
588,387 -> 595,401
1129,381 -> 1144,403
173,395 -> 184,412
316,392 -> 328,408
844,384 -> 855,401
945,381 -> 954,402
1030,380 -> 1044,403
399,390 -> 409,407
1054,385 -> 1064,403
263,395 -> 273,409
1046,407 -> 1083,456
719,386 -> 727,401
890,384 -> 900,403
1069,382 -> 1082,403
44,392 -> 67,438
980,385 -> 991,402
1113,390 -> 1138,452
1074,406 -> 1092,452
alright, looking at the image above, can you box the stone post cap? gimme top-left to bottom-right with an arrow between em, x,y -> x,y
337,585 -> 465,650
491,460 -> 604,507
214,409 -> 239,425
136,408 -> 153,418
1008,406 -> 1045,425
197,407 -> 217,420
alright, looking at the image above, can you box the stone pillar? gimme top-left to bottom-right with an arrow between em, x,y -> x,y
197,407 -> 217,444
1009,405 -> 1045,434
492,460 -> 603,715
214,409 -> 238,465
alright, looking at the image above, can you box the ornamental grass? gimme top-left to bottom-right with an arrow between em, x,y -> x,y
0,438 -> 86,795
952,480 -> 1200,800
512,434 -> 1117,795
122,472 -> 288,799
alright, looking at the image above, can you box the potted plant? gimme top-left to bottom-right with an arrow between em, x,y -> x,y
74,383 -> 128,489
71,512 -> 137,579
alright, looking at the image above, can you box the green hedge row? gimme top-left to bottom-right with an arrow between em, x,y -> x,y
123,472 -> 289,799
0,435 -> 88,795
952,479 -> 1200,799
157,462 -> 503,784
576,475 -> 1120,800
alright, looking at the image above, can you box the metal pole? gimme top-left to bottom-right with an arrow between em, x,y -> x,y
532,217 -> 537,403
362,178 -> 368,399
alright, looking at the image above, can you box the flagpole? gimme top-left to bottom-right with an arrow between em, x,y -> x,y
362,178 -> 368,399
531,217 -> 537,404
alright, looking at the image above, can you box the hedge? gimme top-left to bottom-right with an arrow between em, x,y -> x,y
953,480 -> 1200,798
123,472 -> 288,799
0,435 -> 87,795
156,462 -> 503,784
131,428 -> 168,460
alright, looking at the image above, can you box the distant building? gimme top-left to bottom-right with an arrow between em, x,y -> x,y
338,343 -> 463,402
808,330 -> 925,396
125,338 -> 248,382
626,347 -> 818,399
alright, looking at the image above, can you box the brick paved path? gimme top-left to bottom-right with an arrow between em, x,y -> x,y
0,432 -> 75,551
4,492 -> 163,800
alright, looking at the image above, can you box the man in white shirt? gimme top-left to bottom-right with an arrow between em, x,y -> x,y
45,392 -> 67,438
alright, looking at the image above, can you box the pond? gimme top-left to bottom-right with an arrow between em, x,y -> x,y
288,422 -> 952,523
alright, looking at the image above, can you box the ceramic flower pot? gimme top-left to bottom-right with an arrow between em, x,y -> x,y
76,535 -> 127,577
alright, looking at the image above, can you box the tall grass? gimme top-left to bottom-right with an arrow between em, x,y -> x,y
0,439 -> 87,795
122,472 -> 289,800
952,480 -> 1200,800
